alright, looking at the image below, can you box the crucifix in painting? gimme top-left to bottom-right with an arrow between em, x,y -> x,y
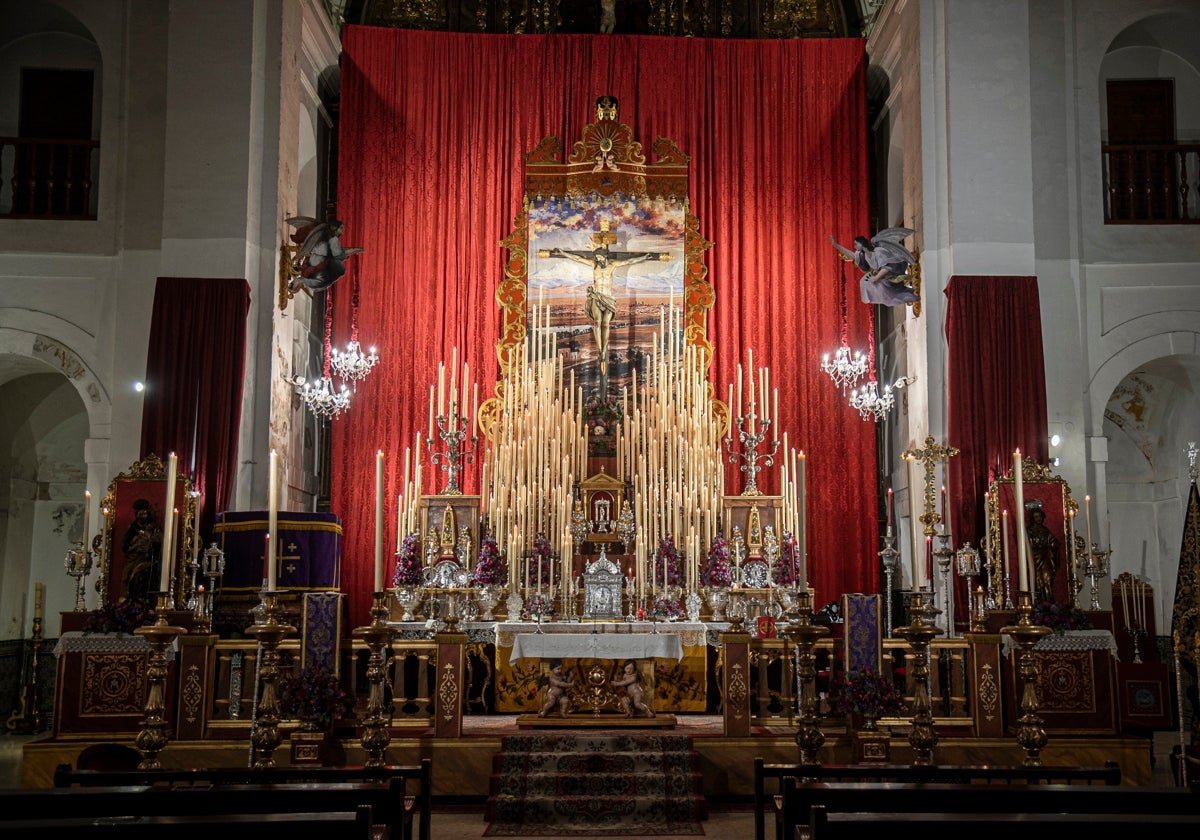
539,219 -> 671,377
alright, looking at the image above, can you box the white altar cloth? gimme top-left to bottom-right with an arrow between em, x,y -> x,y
1001,628 -> 1118,659
509,631 -> 683,664
54,630 -> 178,661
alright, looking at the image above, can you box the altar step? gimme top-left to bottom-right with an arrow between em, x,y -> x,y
515,712 -> 677,729
484,733 -> 708,831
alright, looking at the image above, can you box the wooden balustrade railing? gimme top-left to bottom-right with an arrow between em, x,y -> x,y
0,136 -> 99,219
742,636 -> 975,729
1102,143 -> 1200,223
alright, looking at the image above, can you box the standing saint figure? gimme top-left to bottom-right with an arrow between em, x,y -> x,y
541,221 -> 669,375
1026,502 -> 1061,604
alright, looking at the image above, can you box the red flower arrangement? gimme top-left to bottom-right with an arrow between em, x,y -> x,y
279,664 -> 353,730
392,532 -> 423,586
82,598 -> 154,634
832,667 -> 906,719
701,534 -> 733,588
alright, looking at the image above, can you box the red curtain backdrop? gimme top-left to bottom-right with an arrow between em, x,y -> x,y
140,277 -> 251,542
334,28 -> 876,624
945,275 -> 1049,619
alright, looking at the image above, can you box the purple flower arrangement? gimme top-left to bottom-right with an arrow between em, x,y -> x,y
527,533 -> 555,587
472,533 -> 506,586
392,532 -> 423,586
653,534 -> 685,588
700,534 -> 732,588
652,595 -> 684,620
523,593 -> 555,620
773,531 -> 799,586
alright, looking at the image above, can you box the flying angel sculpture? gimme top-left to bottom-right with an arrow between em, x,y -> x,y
286,216 -> 365,292
831,227 -> 919,306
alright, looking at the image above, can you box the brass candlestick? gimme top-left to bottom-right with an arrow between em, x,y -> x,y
353,591 -> 397,768
245,591 -> 295,768
1001,591 -> 1052,766
783,590 -> 828,764
133,593 -> 186,769
896,592 -> 943,765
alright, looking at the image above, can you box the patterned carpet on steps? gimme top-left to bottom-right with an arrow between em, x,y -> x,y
484,733 -> 706,836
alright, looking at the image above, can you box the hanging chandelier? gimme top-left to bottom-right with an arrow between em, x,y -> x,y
293,281 -> 351,418
821,260 -> 869,393
329,340 -> 379,383
821,345 -> 869,392
296,375 -> 351,418
848,376 -> 916,421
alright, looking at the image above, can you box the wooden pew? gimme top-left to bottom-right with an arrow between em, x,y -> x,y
2,804 -> 376,840
807,803 -> 1200,839
753,758 -> 1122,840
50,759 -> 432,840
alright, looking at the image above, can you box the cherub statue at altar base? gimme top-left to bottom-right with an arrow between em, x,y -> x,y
538,661 -> 575,718
612,660 -> 655,718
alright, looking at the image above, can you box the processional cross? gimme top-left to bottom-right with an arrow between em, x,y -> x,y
902,435 -> 960,535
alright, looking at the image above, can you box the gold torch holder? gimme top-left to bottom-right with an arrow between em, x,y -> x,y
245,591 -> 296,768
1000,591 -> 1052,766
353,591 -> 397,768
895,592 -> 944,765
133,593 -> 187,769
783,590 -> 829,764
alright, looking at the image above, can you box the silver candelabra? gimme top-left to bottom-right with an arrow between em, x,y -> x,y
64,542 -> 92,612
723,411 -> 780,495
427,411 -> 479,495
1084,546 -> 1110,611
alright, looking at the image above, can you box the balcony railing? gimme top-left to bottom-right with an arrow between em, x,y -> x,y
0,136 -> 99,219
1102,143 -> 1200,224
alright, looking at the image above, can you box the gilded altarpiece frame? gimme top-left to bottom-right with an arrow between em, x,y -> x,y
485,96 -> 721,451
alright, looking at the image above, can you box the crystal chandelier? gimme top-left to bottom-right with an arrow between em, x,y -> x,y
296,375 -> 351,418
329,340 -> 379,383
821,345 -> 869,392
848,376 -> 915,421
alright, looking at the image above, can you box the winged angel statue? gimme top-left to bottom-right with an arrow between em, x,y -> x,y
286,216 -> 364,292
831,227 -> 919,306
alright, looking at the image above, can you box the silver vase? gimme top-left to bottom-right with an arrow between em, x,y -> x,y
706,587 -> 729,622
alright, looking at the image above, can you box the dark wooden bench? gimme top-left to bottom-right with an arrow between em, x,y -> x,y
753,758 -> 1122,840
49,759 -> 432,840
807,804 -> 1200,839
2,804 -> 375,840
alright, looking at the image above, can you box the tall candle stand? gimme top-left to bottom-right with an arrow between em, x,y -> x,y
245,590 -> 296,768
64,542 -> 92,612
1001,592 -> 1052,766
133,592 -> 186,769
783,590 -> 828,764
933,530 -> 955,638
427,410 -> 479,495
354,591 -> 397,768
879,530 -> 900,636
723,411 -> 780,496
895,592 -> 944,765
1002,558 -> 1015,610
955,543 -> 981,633
1084,547 -> 1110,611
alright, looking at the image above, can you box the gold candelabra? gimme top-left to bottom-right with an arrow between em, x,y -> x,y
133,593 -> 187,769
784,590 -> 828,764
1001,591 -> 1052,766
895,592 -> 943,765
245,591 -> 295,768
353,591 -> 397,768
